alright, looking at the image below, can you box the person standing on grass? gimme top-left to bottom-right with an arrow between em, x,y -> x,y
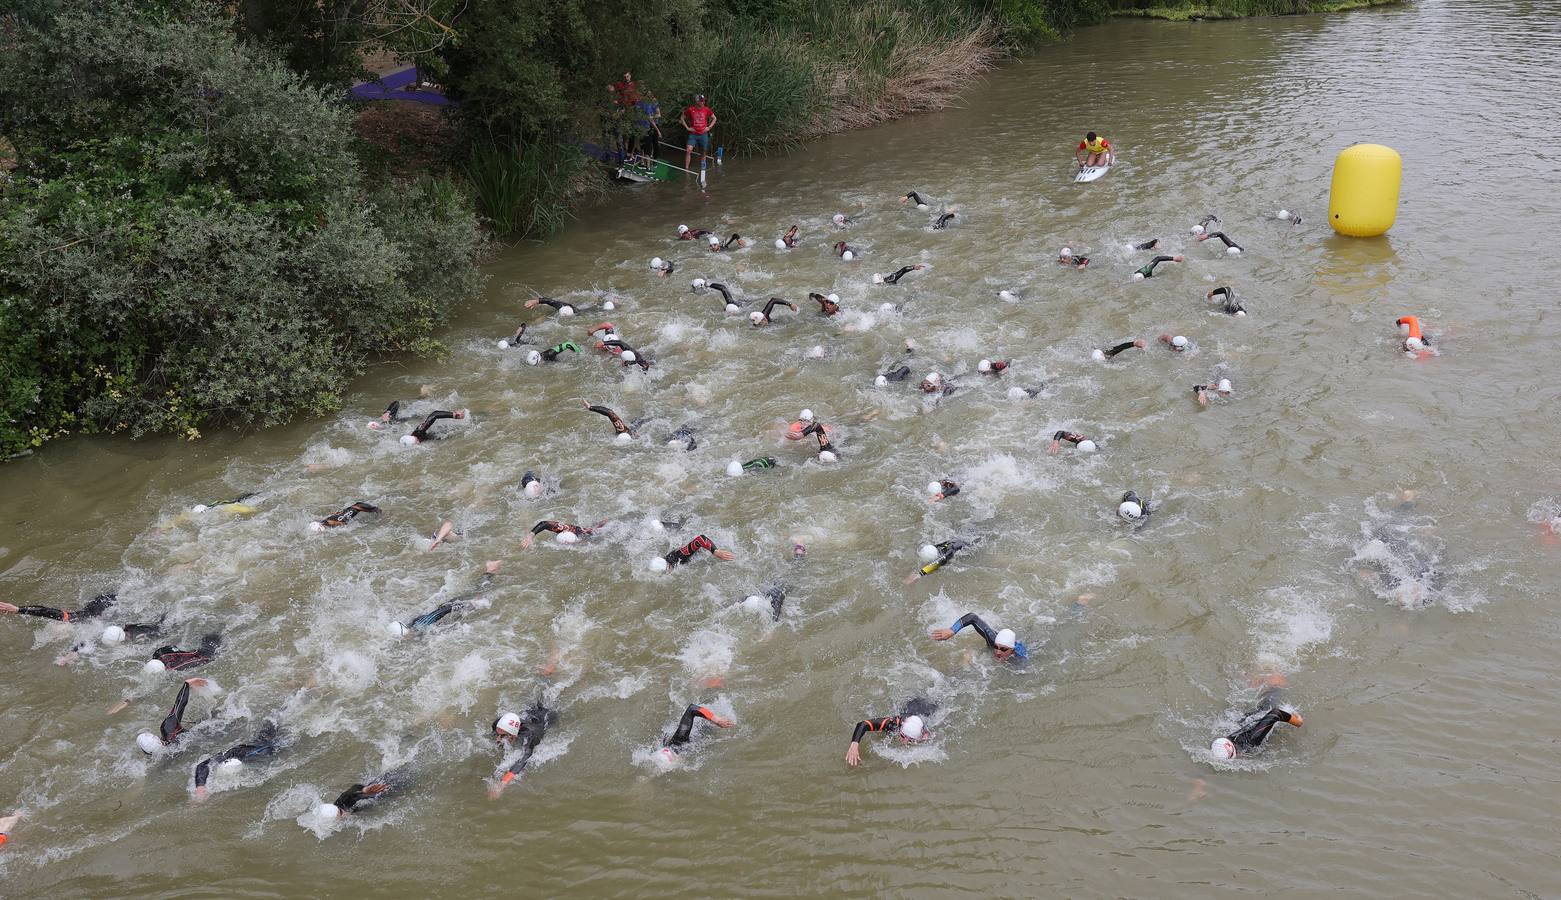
682,94 -> 717,172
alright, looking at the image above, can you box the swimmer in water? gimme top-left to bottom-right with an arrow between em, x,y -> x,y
649,535 -> 736,572
56,614 -> 164,664
1191,214 -> 1220,235
710,233 -> 746,252
1058,248 -> 1089,268
1197,231 -> 1243,253
808,292 -> 841,316
740,583 -> 788,621
976,358 -> 1008,376
602,338 -> 652,370
907,539 -> 972,582
520,471 -> 545,498
657,703 -> 736,763
1207,286 -> 1246,316
1193,378 -> 1234,407
919,372 -> 954,396
193,721 -> 283,799
666,424 -> 698,451
1118,490 -> 1151,522
784,409 -> 824,440
932,212 -> 956,230
580,401 -> 635,437
930,613 -> 1028,663
801,421 -> 840,461
147,634 -> 222,672
833,241 -> 858,261
311,501 -> 380,531
490,698 -> 557,796
0,592 -> 117,624
731,457 -> 778,475
404,409 -> 467,444
521,518 -> 609,549
367,400 -> 410,429
135,678 -> 208,754
1092,339 -> 1146,361
900,191 -> 930,209
1048,431 -> 1098,454
1136,238 -> 1161,251
876,364 -> 912,385
539,340 -> 581,362
845,697 -> 937,766
651,257 -> 674,277
524,296 -> 576,317
780,225 -> 799,248
677,225 -> 714,241
1210,687 -> 1302,760
387,598 -> 478,638
708,282 -> 743,313
832,213 -> 852,228
874,264 -> 925,285
1397,315 -> 1433,356
0,812 -> 20,848
927,479 -> 960,502
496,324 -> 530,350
1134,255 -> 1185,279
1158,333 -> 1192,353
750,298 -> 796,326
320,769 -> 411,819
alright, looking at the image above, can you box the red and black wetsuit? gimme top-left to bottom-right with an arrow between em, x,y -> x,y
850,698 -> 937,744
529,520 -> 595,538
664,704 -> 719,752
681,228 -> 714,241
586,405 -> 633,436
322,501 -> 379,527
157,680 -> 195,745
194,722 -> 283,788
1052,430 -> 1088,448
801,422 -> 837,457
663,535 -> 721,567
12,592 -> 117,622
152,634 -> 221,671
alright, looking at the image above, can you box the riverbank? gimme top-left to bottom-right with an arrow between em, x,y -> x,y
1111,0 -> 1404,21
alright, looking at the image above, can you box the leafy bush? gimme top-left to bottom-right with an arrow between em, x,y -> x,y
0,2 -> 485,456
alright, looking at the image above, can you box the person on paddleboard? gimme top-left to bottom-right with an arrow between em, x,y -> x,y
1075,131 -> 1113,168
681,94 -> 717,172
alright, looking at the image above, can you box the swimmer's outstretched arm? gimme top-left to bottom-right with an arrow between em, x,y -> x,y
845,716 -> 900,766
411,409 -> 463,440
1103,340 -> 1145,358
0,602 -> 70,621
665,704 -> 733,748
159,679 -> 195,743
761,298 -> 796,321
930,612 -> 998,647
581,401 -> 632,435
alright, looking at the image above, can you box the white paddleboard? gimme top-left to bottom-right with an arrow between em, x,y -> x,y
1075,165 -> 1110,183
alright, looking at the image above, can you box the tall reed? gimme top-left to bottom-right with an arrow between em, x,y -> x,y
461,140 -> 585,239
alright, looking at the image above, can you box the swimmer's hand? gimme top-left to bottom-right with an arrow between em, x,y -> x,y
484,560 -> 502,575
713,549 -> 736,561
845,742 -> 862,767
520,535 -> 536,549
0,602 -> 18,614
929,628 -> 955,641
710,715 -> 735,728
193,786 -> 209,802
487,782 -> 506,801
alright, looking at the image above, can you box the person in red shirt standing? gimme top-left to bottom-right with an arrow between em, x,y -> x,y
681,94 -> 717,172
611,71 -> 640,107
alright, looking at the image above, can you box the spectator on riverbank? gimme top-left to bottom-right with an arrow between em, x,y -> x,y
682,94 -> 717,172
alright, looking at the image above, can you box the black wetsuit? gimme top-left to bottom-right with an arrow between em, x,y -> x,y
666,425 -> 698,451
1121,490 -> 1151,521
946,613 -> 1029,661
1198,215 -> 1220,230
880,365 -> 912,382
664,704 -> 720,752
331,769 -> 410,815
498,701 -> 557,783
380,400 -> 403,421
535,298 -> 574,314
934,479 -> 960,499
833,242 -> 854,258
721,233 -> 743,250
402,600 -> 475,633
663,535 -> 722,567
849,698 -> 937,743
529,520 -> 596,538
882,265 -> 919,285
157,680 -> 195,745
1135,238 -> 1161,251
322,501 -> 379,527
918,540 -> 969,577
505,325 -> 529,346
1226,693 -> 1299,753
1136,256 -> 1179,278
1209,287 -> 1244,315
756,584 -> 786,622
603,339 -> 652,370
709,283 -> 740,308
1202,232 -> 1243,251
781,228 -> 799,248
11,592 -> 116,623
520,471 -> 541,494
152,634 -> 221,671
759,298 -> 795,323
903,191 -> 928,206
933,213 -> 956,230
194,722 -> 283,788
411,410 -> 461,441
801,422 -> 838,458
1102,341 -> 1141,359
809,293 -> 840,316
585,405 -> 633,436
541,341 -> 580,362
1052,430 -> 1088,449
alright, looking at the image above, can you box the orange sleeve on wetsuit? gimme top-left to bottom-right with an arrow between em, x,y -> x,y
695,706 -> 715,722
1397,316 -> 1422,338
500,771 -> 515,785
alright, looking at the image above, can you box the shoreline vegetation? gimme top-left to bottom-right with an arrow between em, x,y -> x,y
0,0 -> 1402,458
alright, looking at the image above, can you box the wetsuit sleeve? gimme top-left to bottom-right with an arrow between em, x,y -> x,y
161,681 -> 192,743
15,605 -> 69,621
194,758 -> 214,788
531,520 -> 560,535
410,602 -> 459,630
894,266 -> 916,281
1104,341 -> 1139,358
412,410 -> 455,439
384,400 -> 400,419
1229,709 -> 1289,751
850,716 -> 899,743
75,594 -> 117,619
949,613 -> 998,648
332,785 -> 368,811
1152,255 -> 1176,266
667,705 -> 716,747
939,481 -> 960,498
586,405 -> 629,433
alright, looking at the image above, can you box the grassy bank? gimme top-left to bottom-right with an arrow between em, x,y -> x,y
1110,0 -> 1404,20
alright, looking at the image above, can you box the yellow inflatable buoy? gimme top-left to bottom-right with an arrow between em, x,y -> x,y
1329,143 -> 1401,237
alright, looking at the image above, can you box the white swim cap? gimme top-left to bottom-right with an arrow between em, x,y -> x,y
1234,309 -> 1247,317
819,450 -> 838,463
833,213 -> 846,225
1006,386 -> 1027,400
1119,500 -> 1143,520
219,757 -> 245,772
648,556 -> 669,573
144,659 -> 166,674
1132,272 -> 1145,281
875,375 -> 888,387
557,530 -> 578,545
191,504 -> 208,514
872,273 -> 884,284
842,250 -> 855,261
399,434 -> 417,445
525,350 -> 541,366
925,372 -> 941,384
651,256 -> 664,268
1171,335 -> 1188,349
525,480 -> 544,497
725,303 -> 740,314
915,202 -> 929,210
827,293 -> 840,303
1277,209 -> 1290,220
707,235 -> 720,247
1227,246 -> 1241,255
900,715 -> 926,740
1211,738 -> 1236,759
621,350 -> 637,363
878,302 -> 896,314
1216,378 -> 1233,394
994,628 -> 1017,649
999,290 -> 1017,302
101,625 -> 126,645
1060,247 -> 1072,257
308,520 -> 325,533
559,305 -> 575,317
1191,224 -> 1205,235
692,278 -> 705,290
497,339 -> 509,349
927,481 -> 942,495
1078,439 -> 1098,452
1405,337 -> 1425,351
805,345 -> 825,359
774,238 -> 787,250
317,802 -> 341,820
726,460 -> 743,477
918,544 -> 939,562
136,732 -> 162,755
800,409 -> 814,422
677,224 -> 689,234
602,300 -> 616,311
978,359 -> 993,373
615,432 -> 632,444
650,519 -> 665,532
496,712 -> 522,736
1091,349 -> 1106,361
749,311 -> 764,325
386,621 -> 407,638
